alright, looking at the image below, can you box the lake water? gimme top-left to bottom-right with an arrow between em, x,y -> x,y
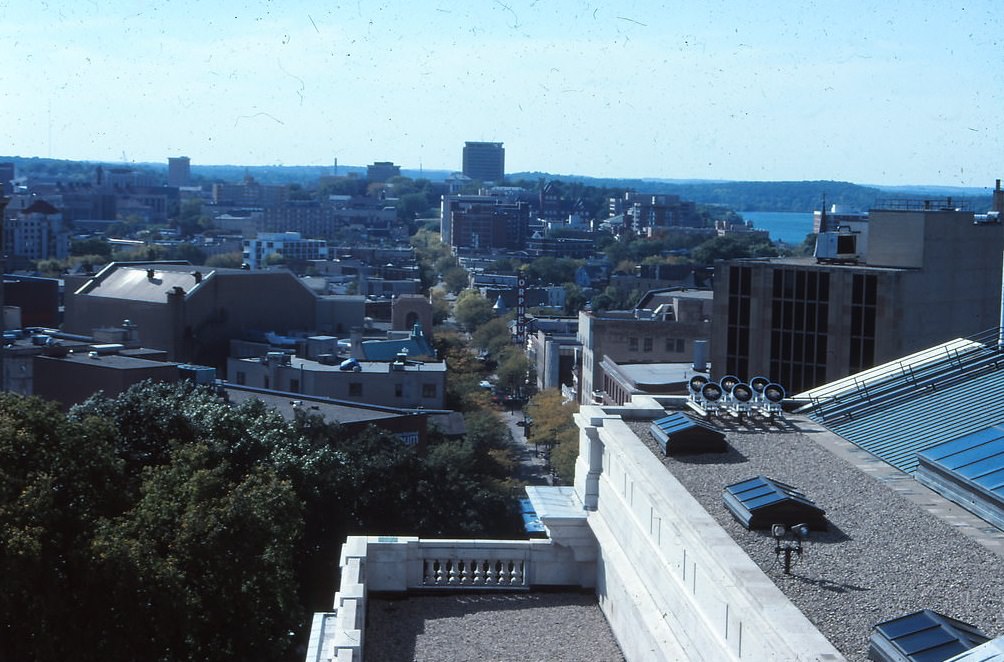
740,211 -> 815,245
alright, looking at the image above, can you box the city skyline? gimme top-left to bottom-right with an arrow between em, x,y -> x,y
2,1 -> 1001,188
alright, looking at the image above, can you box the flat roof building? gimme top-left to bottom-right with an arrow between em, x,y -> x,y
462,141 -> 505,183
712,196 -> 1004,393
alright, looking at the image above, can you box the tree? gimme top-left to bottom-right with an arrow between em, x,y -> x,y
525,389 -> 579,481
443,266 -> 470,294
89,445 -> 303,660
0,394 -> 124,661
70,237 -> 112,258
205,251 -> 245,269
453,289 -> 495,331
526,256 -> 581,285
165,242 -> 208,265
472,316 -> 513,357
563,283 -> 587,316
3,380 -> 523,660
430,289 -> 450,325
496,351 -> 534,401
691,235 -> 779,264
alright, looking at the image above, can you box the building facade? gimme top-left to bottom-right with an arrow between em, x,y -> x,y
712,199 -> 1004,393
242,231 -> 330,269
461,142 -> 505,182
366,161 -> 401,183
227,352 -> 447,409
441,194 -> 530,253
167,156 -> 191,187
577,290 -> 713,404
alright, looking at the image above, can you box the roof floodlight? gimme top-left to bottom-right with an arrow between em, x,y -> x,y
720,375 -> 741,394
689,374 -> 709,393
764,383 -> 786,403
732,383 -> 754,403
750,376 -> 770,394
701,382 -> 723,402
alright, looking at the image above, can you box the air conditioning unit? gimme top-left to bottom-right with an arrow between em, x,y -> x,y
814,229 -> 860,263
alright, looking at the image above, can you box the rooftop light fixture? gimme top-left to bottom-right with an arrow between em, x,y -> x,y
772,522 -> 810,575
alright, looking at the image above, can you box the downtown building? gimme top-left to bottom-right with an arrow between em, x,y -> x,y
461,141 -> 505,183
440,193 -> 530,253
711,190 -> 1004,393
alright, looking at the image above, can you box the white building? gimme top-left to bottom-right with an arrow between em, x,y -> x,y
242,231 -> 329,269
4,198 -> 70,262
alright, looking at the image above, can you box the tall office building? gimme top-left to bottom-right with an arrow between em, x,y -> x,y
167,156 -> 191,187
462,142 -> 505,182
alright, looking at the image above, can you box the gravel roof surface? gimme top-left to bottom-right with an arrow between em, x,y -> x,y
365,591 -> 624,662
627,415 -> 1004,662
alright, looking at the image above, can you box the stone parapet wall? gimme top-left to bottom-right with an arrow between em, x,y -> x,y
575,404 -> 844,661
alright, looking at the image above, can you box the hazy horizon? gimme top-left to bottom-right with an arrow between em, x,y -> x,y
3,1 -> 1000,188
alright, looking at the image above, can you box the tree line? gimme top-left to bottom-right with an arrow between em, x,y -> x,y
0,382 -> 521,661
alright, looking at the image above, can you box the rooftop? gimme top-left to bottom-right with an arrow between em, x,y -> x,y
365,592 -> 623,662
223,387 -> 405,424
626,413 -> 1004,661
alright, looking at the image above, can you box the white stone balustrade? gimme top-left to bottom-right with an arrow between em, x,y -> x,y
305,534 -> 594,661
420,557 -> 526,588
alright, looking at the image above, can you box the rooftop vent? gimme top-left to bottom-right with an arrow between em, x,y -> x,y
869,610 -> 989,662
649,412 -> 727,455
723,475 -> 827,530
146,268 -> 156,280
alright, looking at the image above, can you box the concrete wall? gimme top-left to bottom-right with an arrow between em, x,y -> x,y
574,400 -> 843,661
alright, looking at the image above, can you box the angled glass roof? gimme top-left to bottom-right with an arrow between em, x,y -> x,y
722,475 -> 826,530
869,609 -> 989,662
821,368 -> 1004,474
916,426 -> 1004,530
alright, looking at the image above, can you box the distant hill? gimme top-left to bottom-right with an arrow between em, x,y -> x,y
509,172 -> 994,213
1,156 -> 992,212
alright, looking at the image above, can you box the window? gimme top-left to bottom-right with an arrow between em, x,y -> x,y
349,382 -> 362,397
643,337 -> 653,352
394,383 -> 403,397
289,378 -> 300,393
422,383 -> 437,399
236,371 -> 246,385
629,337 -> 639,351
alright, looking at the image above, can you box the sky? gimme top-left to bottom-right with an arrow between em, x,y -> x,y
1,0 -> 1001,188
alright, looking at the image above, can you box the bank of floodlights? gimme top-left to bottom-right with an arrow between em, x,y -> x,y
689,374 -> 785,421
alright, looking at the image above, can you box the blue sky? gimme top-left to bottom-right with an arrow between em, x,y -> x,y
1,1 -> 1000,187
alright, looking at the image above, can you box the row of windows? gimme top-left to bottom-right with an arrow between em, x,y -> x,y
349,382 -> 438,399
725,266 -> 752,378
849,274 -> 878,373
235,371 -> 437,399
770,269 -> 831,393
626,337 -> 686,353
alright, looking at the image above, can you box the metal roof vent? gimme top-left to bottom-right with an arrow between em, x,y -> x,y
649,412 -> 726,455
723,475 -> 827,530
869,610 -> 989,662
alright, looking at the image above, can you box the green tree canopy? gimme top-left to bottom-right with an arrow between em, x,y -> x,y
0,381 -> 523,659
454,289 -> 496,332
